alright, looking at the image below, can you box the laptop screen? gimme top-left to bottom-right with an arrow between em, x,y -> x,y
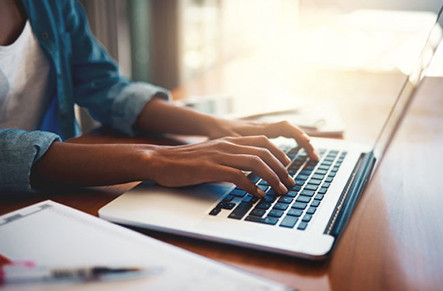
371,6 -> 443,169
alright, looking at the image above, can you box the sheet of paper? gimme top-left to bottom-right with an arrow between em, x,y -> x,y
0,201 -> 294,291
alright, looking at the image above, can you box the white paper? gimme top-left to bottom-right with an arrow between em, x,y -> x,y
0,201 -> 294,291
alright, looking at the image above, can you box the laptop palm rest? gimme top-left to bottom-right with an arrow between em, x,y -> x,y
99,182 -> 232,231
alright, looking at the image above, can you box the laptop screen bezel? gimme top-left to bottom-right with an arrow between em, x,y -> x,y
370,6 -> 443,171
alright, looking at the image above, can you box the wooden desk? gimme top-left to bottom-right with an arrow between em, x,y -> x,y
1,72 -> 442,290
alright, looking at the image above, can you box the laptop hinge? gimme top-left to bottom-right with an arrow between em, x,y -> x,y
325,151 -> 376,237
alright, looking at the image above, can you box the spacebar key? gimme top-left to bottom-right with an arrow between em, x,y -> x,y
228,202 -> 253,220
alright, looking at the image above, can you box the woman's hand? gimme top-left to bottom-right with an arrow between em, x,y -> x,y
206,118 -> 319,161
32,136 -> 295,198
136,98 -> 318,161
146,136 -> 296,197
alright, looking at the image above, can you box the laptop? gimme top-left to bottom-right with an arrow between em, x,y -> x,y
99,9 -> 443,260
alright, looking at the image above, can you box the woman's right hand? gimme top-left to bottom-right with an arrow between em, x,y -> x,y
143,135 -> 296,198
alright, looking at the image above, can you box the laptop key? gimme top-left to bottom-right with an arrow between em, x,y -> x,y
245,216 -> 279,225
294,180 -> 305,186
230,189 -> 247,197
268,209 -> 284,218
314,194 -> 324,200
284,191 -> 298,198
303,165 -> 316,171
280,215 -> 299,228
325,177 -> 334,183
266,189 -> 278,196
295,174 -> 309,181
273,203 -> 289,211
250,209 -> 266,217
292,202 -> 308,210
242,194 -> 258,204
318,187 -> 328,194
258,185 -> 269,191
228,202 -> 253,220
322,182 -> 331,188
248,173 -> 260,184
258,179 -> 269,186
315,170 -> 328,175
287,209 -> 303,216
302,214 -> 312,222
297,222 -> 308,230
306,207 -> 316,214
304,184 -> 318,191
218,202 -> 235,210
312,174 -> 325,180
296,196 -> 311,203
308,179 -> 321,185
300,170 -> 312,175
300,190 -> 315,197
262,195 -> 276,203
288,169 -> 298,176
278,197 -> 293,204
310,200 -> 320,207
209,208 -> 221,216
256,202 -> 271,210
223,195 -> 234,202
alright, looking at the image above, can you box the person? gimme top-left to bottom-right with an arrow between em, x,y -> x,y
0,0 -> 318,198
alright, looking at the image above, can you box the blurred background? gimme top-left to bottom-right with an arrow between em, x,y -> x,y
77,0 -> 443,143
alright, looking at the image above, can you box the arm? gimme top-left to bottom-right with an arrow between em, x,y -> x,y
136,98 -> 319,160
31,99 -> 316,196
31,136 -> 295,198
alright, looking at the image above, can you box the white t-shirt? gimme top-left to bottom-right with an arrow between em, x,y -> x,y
0,21 -> 51,131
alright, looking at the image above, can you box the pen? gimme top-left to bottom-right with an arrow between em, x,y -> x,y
0,262 -> 161,285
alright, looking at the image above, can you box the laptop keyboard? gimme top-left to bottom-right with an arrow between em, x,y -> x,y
208,146 -> 347,231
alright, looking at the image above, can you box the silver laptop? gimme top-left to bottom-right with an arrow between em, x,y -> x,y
99,9 -> 442,260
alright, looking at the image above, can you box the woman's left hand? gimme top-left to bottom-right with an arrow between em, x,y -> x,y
207,118 -> 319,161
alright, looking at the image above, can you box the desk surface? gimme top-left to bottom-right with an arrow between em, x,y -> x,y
1,70 -> 443,290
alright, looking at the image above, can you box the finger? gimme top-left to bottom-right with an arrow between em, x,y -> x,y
224,135 -> 291,166
215,154 -> 290,195
214,165 -> 267,198
264,121 -> 319,161
217,141 -> 294,188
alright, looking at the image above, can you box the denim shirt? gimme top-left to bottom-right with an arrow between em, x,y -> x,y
0,0 -> 170,193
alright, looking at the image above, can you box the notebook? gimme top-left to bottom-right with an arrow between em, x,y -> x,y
99,8 -> 443,260
0,200 -> 294,290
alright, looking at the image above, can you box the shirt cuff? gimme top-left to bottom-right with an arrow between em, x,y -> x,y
110,82 -> 171,136
0,129 -> 61,193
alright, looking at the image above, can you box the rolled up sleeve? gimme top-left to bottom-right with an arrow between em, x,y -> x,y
0,129 -> 61,193
110,82 -> 170,135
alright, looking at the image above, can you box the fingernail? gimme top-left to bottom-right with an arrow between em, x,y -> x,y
279,182 -> 288,194
314,151 -> 320,161
257,188 -> 267,198
285,155 -> 292,165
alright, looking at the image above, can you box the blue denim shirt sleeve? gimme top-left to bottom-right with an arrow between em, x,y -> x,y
0,129 -> 61,193
0,0 -> 171,194
66,0 -> 170,136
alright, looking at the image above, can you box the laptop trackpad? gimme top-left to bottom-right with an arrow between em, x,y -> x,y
99,182 -> 232,230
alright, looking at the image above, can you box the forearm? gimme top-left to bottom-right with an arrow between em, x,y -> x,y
30,142 -> 154,188
135,98 -> 220,136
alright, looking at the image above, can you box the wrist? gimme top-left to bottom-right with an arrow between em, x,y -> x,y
198,114 -> 223,136
129,145 -> 159,182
